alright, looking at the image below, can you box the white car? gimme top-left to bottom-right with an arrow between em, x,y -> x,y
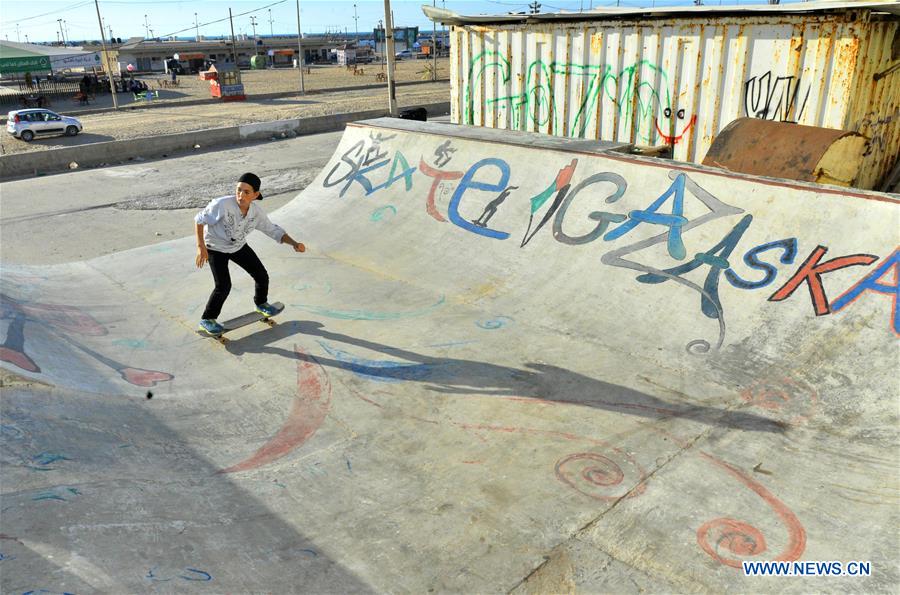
394,50 -> 413,60
6,109 -> 83,142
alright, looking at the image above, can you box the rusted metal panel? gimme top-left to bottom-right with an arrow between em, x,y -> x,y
449,10 -> 899,189
702,118 -> 867,186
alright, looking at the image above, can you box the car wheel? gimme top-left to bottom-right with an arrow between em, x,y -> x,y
20,130 -> 34,142
65,126 -> 79,136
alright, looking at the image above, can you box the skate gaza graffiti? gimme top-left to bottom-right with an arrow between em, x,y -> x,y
322,134 -> 899,351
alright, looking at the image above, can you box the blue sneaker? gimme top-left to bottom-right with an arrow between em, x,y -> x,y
255,302 -> 280,318
198,318 -> 225,335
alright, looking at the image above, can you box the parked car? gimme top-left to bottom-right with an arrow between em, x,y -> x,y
394,50 -> 413,60
6,109 -> 83,142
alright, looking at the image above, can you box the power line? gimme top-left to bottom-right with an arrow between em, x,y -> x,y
11,0 -> 94,24
156,0 -> 289,39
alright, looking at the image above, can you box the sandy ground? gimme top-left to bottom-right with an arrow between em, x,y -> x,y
1,58 -> 451,156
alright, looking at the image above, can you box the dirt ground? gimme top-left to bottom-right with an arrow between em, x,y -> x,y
0,58 -> 451,156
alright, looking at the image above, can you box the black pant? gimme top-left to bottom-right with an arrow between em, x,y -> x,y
202,244 -> 269,320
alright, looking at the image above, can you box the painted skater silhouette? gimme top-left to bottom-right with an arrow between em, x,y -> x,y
472,186 -> 518,228
433,140 -> 457,167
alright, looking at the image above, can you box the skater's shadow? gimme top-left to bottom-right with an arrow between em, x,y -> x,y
231,320 -> 786,434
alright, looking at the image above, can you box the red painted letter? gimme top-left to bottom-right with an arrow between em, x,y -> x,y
769,245 -> 877,316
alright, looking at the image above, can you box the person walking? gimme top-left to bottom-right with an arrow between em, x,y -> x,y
194,172 -> 305,335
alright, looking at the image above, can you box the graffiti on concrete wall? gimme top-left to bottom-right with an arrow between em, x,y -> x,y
323,134 -> 899,351
0,289 -> 174,387
464,52 -> 696,144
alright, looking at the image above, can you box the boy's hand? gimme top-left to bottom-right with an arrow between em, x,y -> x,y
196,245 -> 208,268
293,241 -> 306,253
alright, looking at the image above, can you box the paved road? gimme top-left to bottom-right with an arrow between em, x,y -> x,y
0,128 -> 344,264
1,81 -> 449,155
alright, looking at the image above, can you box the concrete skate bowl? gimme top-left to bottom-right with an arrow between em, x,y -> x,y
2,117 -> 898,592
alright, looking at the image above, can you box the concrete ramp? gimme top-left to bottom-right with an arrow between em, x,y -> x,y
2,118 -> 898,593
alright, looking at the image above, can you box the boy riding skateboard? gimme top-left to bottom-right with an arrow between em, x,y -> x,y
195,172 -> 305,336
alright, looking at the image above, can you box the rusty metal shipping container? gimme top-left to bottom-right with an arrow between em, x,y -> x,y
425,2 -> 900,190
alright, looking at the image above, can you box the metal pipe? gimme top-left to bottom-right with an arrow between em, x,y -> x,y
229,8 -> 238,66
432,0 -> 437,81
383,0 -> 397,115
296,0 -> 306,94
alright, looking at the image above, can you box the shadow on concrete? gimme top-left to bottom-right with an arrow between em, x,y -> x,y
0,384 -> 374,592
227,320 -> 786,434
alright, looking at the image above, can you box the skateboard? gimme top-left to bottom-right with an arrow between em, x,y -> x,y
197,302 -> 284,343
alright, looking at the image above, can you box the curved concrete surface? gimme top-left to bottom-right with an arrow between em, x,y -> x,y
2,118 -> 898,593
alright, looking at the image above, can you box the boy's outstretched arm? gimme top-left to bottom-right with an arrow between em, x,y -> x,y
281,233 -> 306,253
196,224 -> 208,267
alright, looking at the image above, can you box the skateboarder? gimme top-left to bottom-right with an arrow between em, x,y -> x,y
195,172 -> 305,335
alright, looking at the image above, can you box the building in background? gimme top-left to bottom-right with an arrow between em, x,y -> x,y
374,26 -> 419,55
115,35 -> 347,73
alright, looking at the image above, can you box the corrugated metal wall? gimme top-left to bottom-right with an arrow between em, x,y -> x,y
451,12 -> 899,190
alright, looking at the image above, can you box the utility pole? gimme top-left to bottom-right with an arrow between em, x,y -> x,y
432,0 -> 437,81
295,0 -> 306,94
15,23 -> 20,43
144,15 -> 149,38
24,34 -> 29,43
57,19 -> 66,44
383,0 -> 397,115
195,13 -> 200,42
353,4 -> 359,45
378,19 -> 384,69
93,0 -> 118,110
229,8 -> 238,65
528,2 -> 541,14
269,9 -> 274,36
250,16 -> 258,39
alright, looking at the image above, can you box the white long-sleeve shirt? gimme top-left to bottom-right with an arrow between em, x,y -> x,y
195,196 -> 286,254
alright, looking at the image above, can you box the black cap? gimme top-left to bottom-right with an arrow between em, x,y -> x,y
238,172 -> 263,200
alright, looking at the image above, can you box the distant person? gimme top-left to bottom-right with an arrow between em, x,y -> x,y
194,172 -> 306,336
24,71 -> 33,89
171,68 -> 177,84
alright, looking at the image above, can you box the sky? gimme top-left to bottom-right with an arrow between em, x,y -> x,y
1,0 -> 800,43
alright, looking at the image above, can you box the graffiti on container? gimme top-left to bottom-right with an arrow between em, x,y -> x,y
743,72 -> 810,123
855,109 -> 898,157
464,52 -> 695,143
320,134 -> 899,347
